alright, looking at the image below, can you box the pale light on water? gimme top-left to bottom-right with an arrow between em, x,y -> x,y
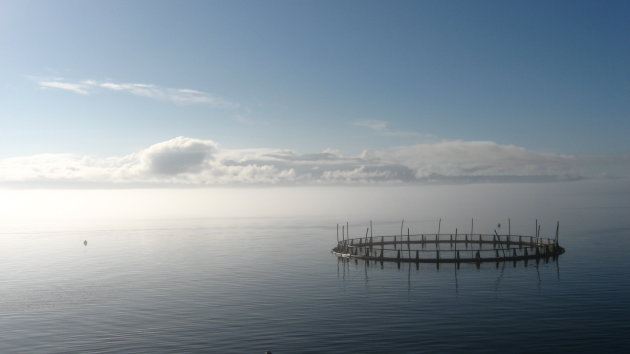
1,182 -> 629,352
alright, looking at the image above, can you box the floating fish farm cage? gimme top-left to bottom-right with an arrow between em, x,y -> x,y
332,221 -> 565,264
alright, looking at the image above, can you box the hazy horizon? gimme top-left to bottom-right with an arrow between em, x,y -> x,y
2,179 -> 628,236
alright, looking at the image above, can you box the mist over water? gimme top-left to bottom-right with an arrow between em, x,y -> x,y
1,180 -> 629,352
2,179 -> 629,232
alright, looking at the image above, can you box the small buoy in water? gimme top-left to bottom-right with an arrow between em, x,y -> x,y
84,240 -> 87,246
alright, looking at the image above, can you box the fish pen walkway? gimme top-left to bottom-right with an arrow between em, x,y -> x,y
332,232 -> 565,263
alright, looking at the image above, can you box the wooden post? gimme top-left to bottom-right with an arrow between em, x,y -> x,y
438,218 -> 441,236
508,218 -> 511,236
470,218 -> 474,236
370,220 -> 373,245
397,250 -> 401,261
454,228 -> 458,251
400,219 -> 404,239
416,250 -> 419,261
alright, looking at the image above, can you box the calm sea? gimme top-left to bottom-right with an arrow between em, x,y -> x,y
1,184 -> 630,353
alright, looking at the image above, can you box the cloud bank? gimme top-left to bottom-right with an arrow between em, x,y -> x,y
1,137 -> 621,188
38,79 -> 233,106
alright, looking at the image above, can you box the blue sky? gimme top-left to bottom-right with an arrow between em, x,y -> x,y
0,0 -> 628,186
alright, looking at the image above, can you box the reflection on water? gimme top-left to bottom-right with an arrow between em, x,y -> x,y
336,254 -> 562,296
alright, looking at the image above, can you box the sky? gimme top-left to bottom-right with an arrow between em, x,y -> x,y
0,0 -> 629,190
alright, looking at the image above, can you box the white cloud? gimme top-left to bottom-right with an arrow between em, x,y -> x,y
138,137 -> 217,175
37,79 -> 234,106
1,136 -> 624,188
39,81 -> 90,95
378,141 -> 579,181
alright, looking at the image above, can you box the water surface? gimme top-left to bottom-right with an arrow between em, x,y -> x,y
1,216 -> 629,353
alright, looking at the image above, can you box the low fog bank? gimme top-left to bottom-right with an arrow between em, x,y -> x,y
1,179 -> 628,235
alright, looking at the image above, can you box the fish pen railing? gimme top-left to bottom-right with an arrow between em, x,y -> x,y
332,233 -> 564,263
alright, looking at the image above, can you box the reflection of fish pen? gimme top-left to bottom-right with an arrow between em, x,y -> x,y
332,221 -> 565,264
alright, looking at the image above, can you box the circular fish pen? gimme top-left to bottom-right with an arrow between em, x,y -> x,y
332,231 -> 565,264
